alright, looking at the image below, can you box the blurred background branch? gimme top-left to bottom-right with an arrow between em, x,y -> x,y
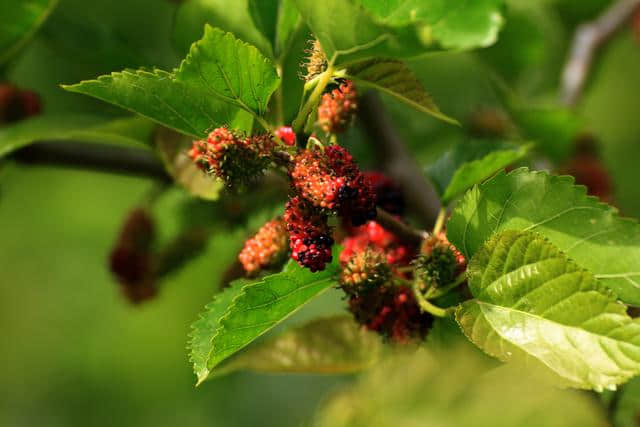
561,0 -> 640,106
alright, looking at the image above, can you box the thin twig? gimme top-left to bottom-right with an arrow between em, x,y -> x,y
376,207 -> 428,246
561,0 -> 640,107
13,141 -> 170,180
358,92 -> 442,226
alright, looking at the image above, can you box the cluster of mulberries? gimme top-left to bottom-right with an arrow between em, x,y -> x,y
109,208 -> 157,304
318,81 -> 358,134
340,220 -> 412,267
189,127 -> 275,189
349,286 -> 432,343
0,83 -> 41,124
339,218 -> 429,342
284,196 -> 334,272
238,218 -> 288,275
289,145 -> 376,226
414,232 -> 466,291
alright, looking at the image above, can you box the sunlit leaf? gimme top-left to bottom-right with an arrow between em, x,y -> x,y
448,168 -> 640,305
189,247 -> 341,384
63,25 -> 281,137
456,230 -> 640,390
346,59 -> 457,125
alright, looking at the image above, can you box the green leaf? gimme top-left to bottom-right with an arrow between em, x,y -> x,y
173,0 -> 273,58
613,377 -> 640,427
213,316 -> 381,376
448,168 -> 640,305
0,0 -> 58,65
360,0 -> 505,50
247,0 -> 278,52
63,69 -> 252,138
176,25 -> 281,116
456,230 -> 640,390
346,59 -> 458,125
189,248 -> 341,384
64,25 -> 280,137
274,0 -> 301,57
292,0 -> 424,65
315,344 -> 605,427
430,142 -> 530,204
154,127 -> 223,201
189,281 -> 247,382
0,114 -> 154,157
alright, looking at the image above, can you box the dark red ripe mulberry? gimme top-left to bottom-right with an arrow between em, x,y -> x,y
109,208 -> 157,304
348,285 -> 431,342
189,127 -> 274,189
341,221 -> 413,267
318,80 -> 358,134
274,126 -> 297,146
284,196 -> 333,272
325,146 -> 377,226
0,84 -> 42,124
238,218 -> 288,275
364,171 -> 405,216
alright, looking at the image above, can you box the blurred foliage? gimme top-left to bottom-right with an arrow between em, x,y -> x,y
315,345 -> 606,427
2,0 -> 640,425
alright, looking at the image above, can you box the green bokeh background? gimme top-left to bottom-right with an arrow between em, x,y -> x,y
2,0 -> 640,426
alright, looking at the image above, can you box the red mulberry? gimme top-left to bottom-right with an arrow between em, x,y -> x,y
238,218 -> 288,275
284,196 -> 334,272
289,146 -> 376,226
189,127 -> 275,189
109,208 -> 157,304
341,221 -> 413,268
348,285 -> 431,342
0,84 -> 41,124
364,171 -> 405,216
274,126 -> 297,146
289,149 -> 344,209
318,80 -> 358,133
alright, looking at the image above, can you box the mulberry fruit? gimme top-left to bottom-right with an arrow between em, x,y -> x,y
341,221 -> 413,268
0,84 -> 41,124
189,127 -> 275,189
289,146 -> 376,226
364,171 -> 405,216
340,248 -> 390,292
415,232 -> 466,290
109,208 -> 157,304
238,218 -> 288,275
348,285 -> 431,342
290,148 -> 344,209
318,80 -> 358,133
274,126 -> 297,146
284,196 -> 334,272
